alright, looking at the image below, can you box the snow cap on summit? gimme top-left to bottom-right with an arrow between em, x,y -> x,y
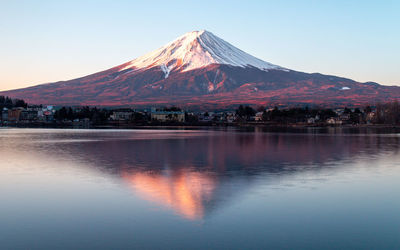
120,30 -> 283,74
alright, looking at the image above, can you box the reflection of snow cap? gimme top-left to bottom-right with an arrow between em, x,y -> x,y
123,169 -> 216,220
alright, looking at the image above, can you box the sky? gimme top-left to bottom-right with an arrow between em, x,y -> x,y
0,0 -> 399,91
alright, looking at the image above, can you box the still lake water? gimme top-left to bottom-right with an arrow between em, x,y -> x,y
0,128 -> 399,249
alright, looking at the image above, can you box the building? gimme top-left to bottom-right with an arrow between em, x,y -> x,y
199,112 -> 213,122
1,108 -> 8,122
110,109 -> 134,121
366,111 -> 376,124
8,108 -> 24,122
255,112 -> 264,121
307,117 -> 316,124
20,110 -> 38,121
326,117 -> 343,125
36,106 -> 56,122
151,111 -> 185,122
339,113 -> 351,121
226,113 -> 236,123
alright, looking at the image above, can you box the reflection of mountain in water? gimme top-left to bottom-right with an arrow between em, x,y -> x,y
5,129 -> 400,220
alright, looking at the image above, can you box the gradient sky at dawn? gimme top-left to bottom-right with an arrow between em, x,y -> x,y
0,0 -> 399,91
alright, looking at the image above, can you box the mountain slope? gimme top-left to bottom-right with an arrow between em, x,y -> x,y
1,30 -> 399,109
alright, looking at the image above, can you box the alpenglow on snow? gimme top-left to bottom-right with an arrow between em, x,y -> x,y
120,30 -> 285,78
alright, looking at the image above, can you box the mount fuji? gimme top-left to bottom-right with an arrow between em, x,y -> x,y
1,30 -> 399,109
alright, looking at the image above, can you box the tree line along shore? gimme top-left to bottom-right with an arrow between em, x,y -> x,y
1,95 -> 400,128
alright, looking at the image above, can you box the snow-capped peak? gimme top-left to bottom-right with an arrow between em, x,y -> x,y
120,30 -> 284,76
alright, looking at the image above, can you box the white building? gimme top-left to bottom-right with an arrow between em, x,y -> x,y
151,111 -> 185,122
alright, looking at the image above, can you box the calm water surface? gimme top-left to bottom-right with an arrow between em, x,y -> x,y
0,128 -> 399,249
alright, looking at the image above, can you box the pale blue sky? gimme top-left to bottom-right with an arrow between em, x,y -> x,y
0,0 -> 399,90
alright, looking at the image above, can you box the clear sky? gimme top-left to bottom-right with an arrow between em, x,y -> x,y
0,0 -> 399,91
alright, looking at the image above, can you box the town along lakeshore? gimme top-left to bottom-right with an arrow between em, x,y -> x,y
2,103 -> 400,130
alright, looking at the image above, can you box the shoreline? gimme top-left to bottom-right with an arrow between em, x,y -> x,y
1,122 -> 400,131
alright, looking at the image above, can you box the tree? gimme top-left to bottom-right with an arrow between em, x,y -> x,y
164,106 -> 181,112
67,107 -> 74,120
5,97 -> 13,109
15,99 -> 27,108
55,107 -> 68,120
236,105 -> 256,120
374,101 -> 400,124
257,106 -> 266,112
365,106 -> 372,114
344,107 -> 352,114
131,112 -> 146,122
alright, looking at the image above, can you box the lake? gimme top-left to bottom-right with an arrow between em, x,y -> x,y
0,128 -> 399,249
